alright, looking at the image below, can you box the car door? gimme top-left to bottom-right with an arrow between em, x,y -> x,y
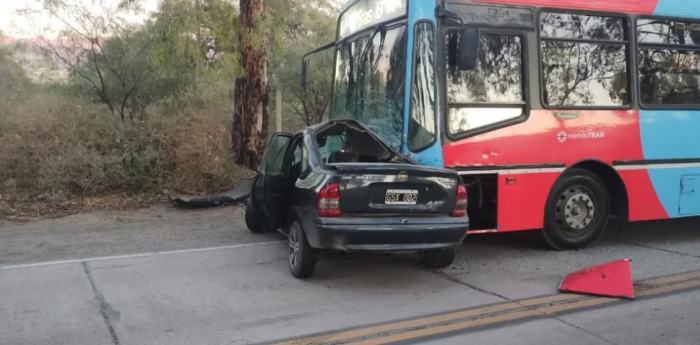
252,132 -> 293,230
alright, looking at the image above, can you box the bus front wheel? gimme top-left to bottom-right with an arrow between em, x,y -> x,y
542,168 -> 610,251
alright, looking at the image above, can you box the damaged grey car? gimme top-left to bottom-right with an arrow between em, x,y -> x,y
245,120 -> 469,278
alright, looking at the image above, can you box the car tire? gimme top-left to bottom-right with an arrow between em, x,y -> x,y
288,221 -> 316,279
420,247 -> 457,269
542,168 -> 610,251
245,199 -> 264,233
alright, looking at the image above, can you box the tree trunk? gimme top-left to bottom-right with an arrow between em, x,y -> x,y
232,0 -> 269,170
273,74 -> 282,132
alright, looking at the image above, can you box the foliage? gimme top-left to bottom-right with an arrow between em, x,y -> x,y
151,0 -> 242,91
0,88 -> 165,196
0,87 -> 250,200
272,0 -> 338,127
0,0 -> 342,210
70,23 -> 189,121
17,0 -> 339,126
0,39 -> 31,109
166,106 -> 252,194
19,0 -> 192,122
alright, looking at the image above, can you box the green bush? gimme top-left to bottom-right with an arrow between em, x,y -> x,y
0,86 -> 250,200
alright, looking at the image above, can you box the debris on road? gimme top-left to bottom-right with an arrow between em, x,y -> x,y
559,258 -> 634,299
168,178 -> 255,208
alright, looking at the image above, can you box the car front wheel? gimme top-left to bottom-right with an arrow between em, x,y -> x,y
420,247 -> 457,269
288,222 -> 316,279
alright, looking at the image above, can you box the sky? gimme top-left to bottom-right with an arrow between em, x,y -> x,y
0,0 -> 160,38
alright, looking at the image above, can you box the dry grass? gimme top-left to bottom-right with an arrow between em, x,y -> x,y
0,88 -> 252,217
166,106 -> 254,195
0,193 -> 154,219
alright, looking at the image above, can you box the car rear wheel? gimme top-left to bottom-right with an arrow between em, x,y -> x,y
542,168 -> 610,251
288,222 -> 316,279
245,199 -> 264,233
420,247 -> 457,269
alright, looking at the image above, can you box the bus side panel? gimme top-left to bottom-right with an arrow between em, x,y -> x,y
654,0 -> 700,19
442,110 -> 671,231
442,110 -> 642,168
497,168 -> 672,228
618,170 -> 669,222
496,172 -> 559,232
639,110 -> 700,219
402,0 -> 445,167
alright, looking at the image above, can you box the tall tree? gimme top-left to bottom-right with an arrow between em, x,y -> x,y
232,0 -> 269,169
19,0 -> 181,122
272,0 -> 337,127
0,34 -> 31,109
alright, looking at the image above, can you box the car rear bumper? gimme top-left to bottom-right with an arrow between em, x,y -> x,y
310,217 -> 469,252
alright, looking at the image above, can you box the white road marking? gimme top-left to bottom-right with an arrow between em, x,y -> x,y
0,240 -> 286,271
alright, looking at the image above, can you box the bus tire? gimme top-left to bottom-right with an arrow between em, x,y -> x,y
542,168 -> 610,251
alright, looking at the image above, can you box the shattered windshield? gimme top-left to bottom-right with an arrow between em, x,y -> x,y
330,24 -> 407,152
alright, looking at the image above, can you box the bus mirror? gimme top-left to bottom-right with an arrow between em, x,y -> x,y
301,59 -> 308,90
458,27 -> 480,71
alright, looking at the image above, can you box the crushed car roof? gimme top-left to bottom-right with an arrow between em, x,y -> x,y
304,119 -> 366,133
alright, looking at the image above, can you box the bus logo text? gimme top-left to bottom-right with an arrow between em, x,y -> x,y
557,130 -> 605,143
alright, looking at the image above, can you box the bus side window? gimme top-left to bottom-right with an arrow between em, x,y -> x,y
638,18 -> 700,106
446,32 -> 525,135
408,22 -> 437,152
540,12 -> 629,107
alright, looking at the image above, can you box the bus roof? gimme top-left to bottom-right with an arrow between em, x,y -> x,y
341,0 -> 698,20
341,0 -> 360,11
442,0 -> 695,18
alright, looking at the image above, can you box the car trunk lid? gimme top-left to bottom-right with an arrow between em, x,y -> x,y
329,163 -> 460,216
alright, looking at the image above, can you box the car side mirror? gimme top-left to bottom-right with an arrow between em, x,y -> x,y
458,27 -> 480,71
300,59 -> 308,90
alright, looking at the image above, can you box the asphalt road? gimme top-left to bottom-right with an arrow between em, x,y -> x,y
2,204 -> 700,345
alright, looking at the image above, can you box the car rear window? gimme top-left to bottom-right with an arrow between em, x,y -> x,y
315,123 -> 394,164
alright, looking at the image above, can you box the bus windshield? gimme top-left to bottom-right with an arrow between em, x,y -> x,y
330,24 -> 407,152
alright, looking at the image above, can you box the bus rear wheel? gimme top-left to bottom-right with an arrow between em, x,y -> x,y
542,168 -> 610,251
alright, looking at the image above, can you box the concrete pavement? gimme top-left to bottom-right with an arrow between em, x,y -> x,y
2,205 -> 700,345
0,205 -> 280,266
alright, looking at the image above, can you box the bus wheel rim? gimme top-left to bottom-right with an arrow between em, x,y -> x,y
556,186 -> 596,236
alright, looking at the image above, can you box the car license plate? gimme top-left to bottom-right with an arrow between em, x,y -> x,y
385,189 -> 418,205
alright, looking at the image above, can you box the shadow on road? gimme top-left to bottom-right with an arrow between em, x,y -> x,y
462,216 -> 700,253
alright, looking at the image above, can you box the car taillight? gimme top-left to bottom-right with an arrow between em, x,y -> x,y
452,184 -> 467,217
317,182 -> 342,217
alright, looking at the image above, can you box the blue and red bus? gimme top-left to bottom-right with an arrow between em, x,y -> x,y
303,0 -> 700,250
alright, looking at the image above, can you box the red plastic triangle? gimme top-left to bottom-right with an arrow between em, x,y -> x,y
559,259 -> 634,299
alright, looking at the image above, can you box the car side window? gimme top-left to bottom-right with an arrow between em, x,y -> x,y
301,144 -> 309,175
264,135 -> 291,174
293,144 -> 302,167
291,142 -> 303,178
